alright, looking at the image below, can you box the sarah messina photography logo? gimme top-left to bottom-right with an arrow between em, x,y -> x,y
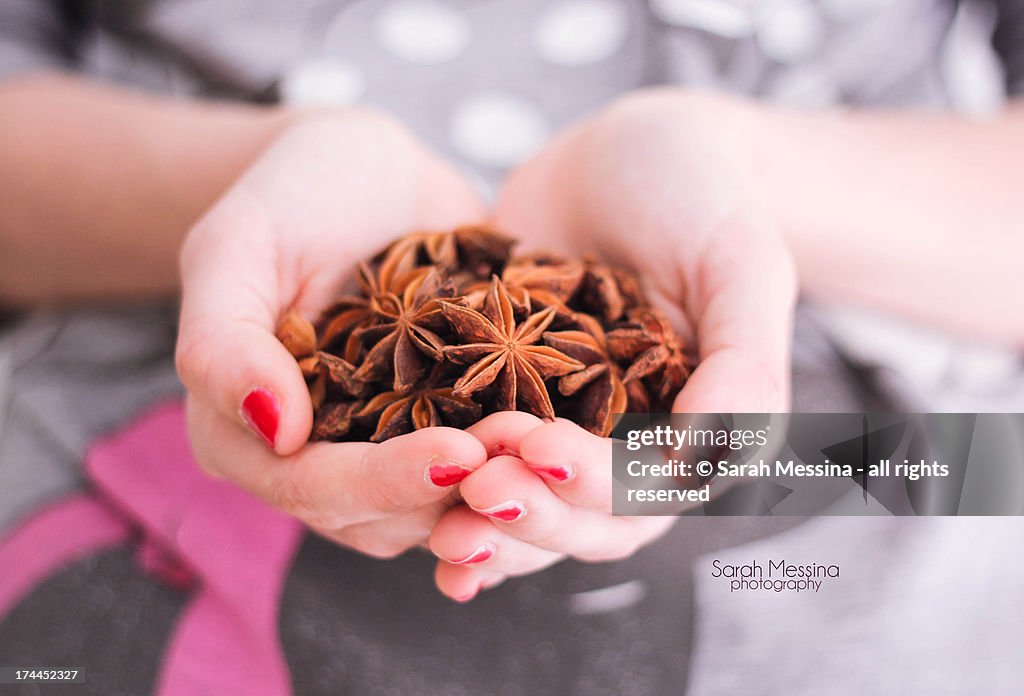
710,559 -> 841,594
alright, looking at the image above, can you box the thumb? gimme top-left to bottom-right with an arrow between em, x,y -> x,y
672,213 -> 796,414
176,199 -> 313,455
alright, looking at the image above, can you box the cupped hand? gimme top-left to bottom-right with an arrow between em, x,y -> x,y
494,89 -> 797,415
176,110 -> 489,556
428,90 -> 798,600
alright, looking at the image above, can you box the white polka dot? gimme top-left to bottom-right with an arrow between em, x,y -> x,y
279,59 -> 365,107
375,1 -> 470,65
650,0 -> 754,39
755,1 -> 824,64
534,0 -> 629,67
450,93 -> 549,168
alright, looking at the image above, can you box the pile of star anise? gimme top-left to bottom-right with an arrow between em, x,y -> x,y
276,226 -> 690,442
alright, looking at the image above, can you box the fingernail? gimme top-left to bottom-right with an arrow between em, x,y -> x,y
427,456 -> 472,487
241,386 -> 280,448
474,500 -> 526,522
450,542 -> 495,565
533,465 -> 573,482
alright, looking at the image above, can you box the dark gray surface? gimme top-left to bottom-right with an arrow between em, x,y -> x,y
0,549 -> 187,696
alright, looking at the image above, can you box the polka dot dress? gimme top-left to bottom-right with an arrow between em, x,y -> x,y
104,0 -> 995,193
266,0 -> 986,194
275,0 -> 655,195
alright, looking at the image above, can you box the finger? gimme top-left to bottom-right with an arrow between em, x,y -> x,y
177,195 -> 314,455
187,397 -> 487,529
517,421 -> 615,511
433,562 -> 506,603
316,501 -> 449,560
459,454 -> 673,560
466,410 -> 545,458
675,212 -> 797,412
427,504 -> 563,575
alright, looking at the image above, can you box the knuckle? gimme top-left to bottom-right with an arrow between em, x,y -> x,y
366,480 -> 420,515
269,475 -> 330,527
334,528 -> 410,560
173,331 -> 209,391
360,453 -> 423,515
174,317 -> 229,397
193,453 -> 227,481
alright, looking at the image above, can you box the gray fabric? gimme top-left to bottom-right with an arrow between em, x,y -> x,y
0,0 -> 76,79
0,306 -> 181,532
993,0 -> 1024,94
688,516 -> 1024,695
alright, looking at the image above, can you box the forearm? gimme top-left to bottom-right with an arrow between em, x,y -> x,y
0,73 -> 294,305
744,99 -> 1024,346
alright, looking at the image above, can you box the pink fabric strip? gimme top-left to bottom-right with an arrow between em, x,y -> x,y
85,401 -> 303,696
0,494 -> 131,619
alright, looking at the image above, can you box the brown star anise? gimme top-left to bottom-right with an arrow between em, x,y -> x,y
312,401 -> 363,441
276,309 -> 317,360
577,259 -> 645,323
275,310 -> 328,408
279,227 -> 694,443
352,268 -> 457,392
544,314 -> 649,436
606,308 -> 690,406
356,366 -> 481,442
440,277 -> 584,419
501,252 -> 583,322
377,224 -> 514,278
451,224 -> 516,277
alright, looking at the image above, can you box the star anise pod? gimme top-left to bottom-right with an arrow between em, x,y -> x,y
312,401 -> 363,441
544,314 -> 649,437
377,225 -> 514,279
317,351 -> 367,398
440,277 -> 584,419
502,252 -> 583,322
452,224 -> 516,277
577,259 -> 645,323
276,309 -> 317,361
353,269 -> 456,392
317,294 -> 372,363
276,310 -> 329,408
368,237 -> 433,295
316,261 -> 427,363
356,366 -> 481,442
606,308 -> 690,406
377,232 -> 457,276
459,253 -> 582,321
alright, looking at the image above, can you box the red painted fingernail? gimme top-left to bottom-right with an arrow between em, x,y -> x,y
533,465 -> 573,482
475,501 -> 526,522
428,456 -> 472,487
241,387 -> 280,448
450,543 -> 495,565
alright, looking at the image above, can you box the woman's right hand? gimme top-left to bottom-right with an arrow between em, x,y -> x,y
176,110 -> 489,557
